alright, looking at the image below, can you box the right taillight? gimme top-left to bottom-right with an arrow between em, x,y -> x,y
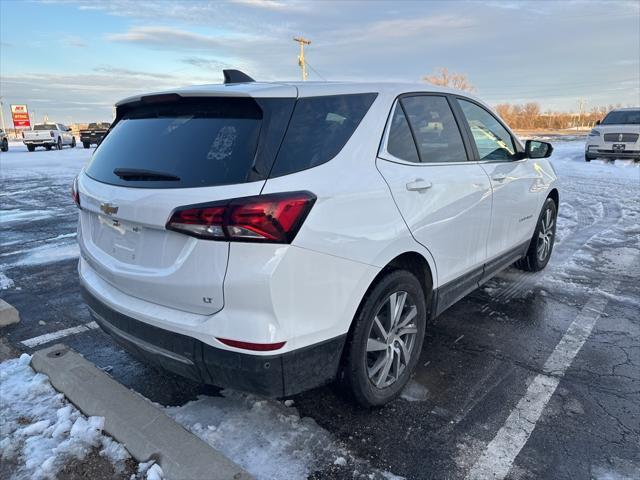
50,131 -> 55,138
166,191 -> 316,244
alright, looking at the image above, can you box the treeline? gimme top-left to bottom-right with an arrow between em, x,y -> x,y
493,103 -> 627,130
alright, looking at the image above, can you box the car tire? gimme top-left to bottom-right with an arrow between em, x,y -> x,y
83,142 -> 90,149
45,145 -> 52,151
1,139 -> 7,152
57,138 -> 62,150
515,197 -> 557,272
339,269 -> 427,407
584,154 -> 592,162
71,137 -> 76,148
27,145 -> 35,152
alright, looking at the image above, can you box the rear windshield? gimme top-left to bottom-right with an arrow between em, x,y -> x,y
34,124 -> 57,131
269,93 -> 377,177
601,110 -> 640,125
85,97 -> 294,189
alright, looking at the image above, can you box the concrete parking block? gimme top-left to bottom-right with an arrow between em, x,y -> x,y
31,343 -> 252,480
0,299 -> 20,326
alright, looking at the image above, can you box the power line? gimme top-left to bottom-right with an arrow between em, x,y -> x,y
305,60 -> 326,81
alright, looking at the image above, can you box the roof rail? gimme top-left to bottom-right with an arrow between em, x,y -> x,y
223,69 -> 255,84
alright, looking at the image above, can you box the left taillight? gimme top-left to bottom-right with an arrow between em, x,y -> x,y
72,176 -> 80,207
166,191 -> 316,243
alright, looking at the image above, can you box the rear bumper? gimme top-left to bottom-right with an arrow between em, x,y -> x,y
81,286 -> 346,397
23,140 -> 55,145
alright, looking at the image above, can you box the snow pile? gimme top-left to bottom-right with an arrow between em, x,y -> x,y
0,354 -> 135,479
166,390 -> 355,480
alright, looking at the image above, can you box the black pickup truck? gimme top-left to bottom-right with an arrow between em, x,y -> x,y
80,122 -> 110,148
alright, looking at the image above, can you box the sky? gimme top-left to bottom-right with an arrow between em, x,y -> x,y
0,0 -> 639,124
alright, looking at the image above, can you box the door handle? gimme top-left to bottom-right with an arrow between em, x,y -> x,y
492,174 -> 507,182
406,179 -> 433,191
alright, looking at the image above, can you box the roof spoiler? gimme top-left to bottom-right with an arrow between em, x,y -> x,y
223,69 -> 255,84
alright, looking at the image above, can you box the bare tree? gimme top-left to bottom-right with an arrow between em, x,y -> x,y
423,67 -> 475,92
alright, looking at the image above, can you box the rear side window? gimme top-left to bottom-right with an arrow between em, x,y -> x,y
400,96 -> 468,163
85,97 -> 294,189
269,93 -> 377,177
386,103 -> 419,163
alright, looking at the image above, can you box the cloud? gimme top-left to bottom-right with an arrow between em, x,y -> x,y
62,35 -> 88,48
181,57 -> 231,71
93,65 -> 175,79
107,26 -> 253,51
229,0 -> 288,9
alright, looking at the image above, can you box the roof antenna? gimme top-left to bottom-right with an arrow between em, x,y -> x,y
223,69 -> 255,84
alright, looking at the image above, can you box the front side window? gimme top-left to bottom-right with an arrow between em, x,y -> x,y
400,95 -> 468,163
458,99 -> 516,161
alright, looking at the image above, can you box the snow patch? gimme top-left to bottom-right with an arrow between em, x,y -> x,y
0,271 -> 14,289
0,354 -> 132,479
166,390 -> 352,480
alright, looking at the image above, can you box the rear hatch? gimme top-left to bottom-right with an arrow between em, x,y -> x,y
25,124 -> 57,140
78,93 -> 296,315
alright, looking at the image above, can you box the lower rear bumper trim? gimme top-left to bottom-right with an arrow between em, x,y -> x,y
81,286 -> 346,397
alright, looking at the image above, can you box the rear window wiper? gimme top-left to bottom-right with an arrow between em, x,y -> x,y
113,168 -> 180,181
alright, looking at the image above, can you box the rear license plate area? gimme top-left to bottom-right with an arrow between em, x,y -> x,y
97,215 -> 142,263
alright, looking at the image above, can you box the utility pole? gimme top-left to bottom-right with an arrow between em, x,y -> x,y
293,36 -> 311,81
577,98 -> 585,129
0,97 -> 6,137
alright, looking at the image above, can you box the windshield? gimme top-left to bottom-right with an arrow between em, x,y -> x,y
34,124 -> 57,131
85,97 -> 294,189
601,110 -> 640,125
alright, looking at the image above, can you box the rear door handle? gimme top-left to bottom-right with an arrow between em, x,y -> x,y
492,174 -> 507,182
406,179 -> 433,191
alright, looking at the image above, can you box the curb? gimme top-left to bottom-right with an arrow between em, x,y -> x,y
0,298 -> 20,327
31,343 -> 253,480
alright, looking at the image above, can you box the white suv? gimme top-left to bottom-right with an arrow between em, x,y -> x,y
75,73 -> 558,406
585,107 -> 640,162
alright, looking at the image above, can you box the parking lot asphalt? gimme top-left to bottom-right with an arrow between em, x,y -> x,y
1,141 -> 638,480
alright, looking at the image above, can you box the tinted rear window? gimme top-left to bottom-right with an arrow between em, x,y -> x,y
34,124 -> 57,131
85,97 -> 294,188
269,93 -> 377,177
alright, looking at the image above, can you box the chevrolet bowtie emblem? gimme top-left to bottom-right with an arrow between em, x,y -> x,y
100,202 -> 118,215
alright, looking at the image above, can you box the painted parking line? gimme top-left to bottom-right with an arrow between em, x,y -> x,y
21,321 -> 99,348
466,280 -> 619,480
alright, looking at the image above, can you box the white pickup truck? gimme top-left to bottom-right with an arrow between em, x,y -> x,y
23,123 -> 76,151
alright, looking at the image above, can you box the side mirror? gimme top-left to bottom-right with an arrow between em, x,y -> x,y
525,140 -> 553,159
595,120 -> 601,125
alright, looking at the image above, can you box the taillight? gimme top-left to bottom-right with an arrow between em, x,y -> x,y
72,176 -> 80,207
50,131 -> 55,138
166,191 -> 316,243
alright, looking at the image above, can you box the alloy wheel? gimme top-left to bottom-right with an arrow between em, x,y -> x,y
366,291 -> 418,389
537,206 -> 555,261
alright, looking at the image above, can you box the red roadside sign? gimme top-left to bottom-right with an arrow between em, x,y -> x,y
11,104 -> 31,128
